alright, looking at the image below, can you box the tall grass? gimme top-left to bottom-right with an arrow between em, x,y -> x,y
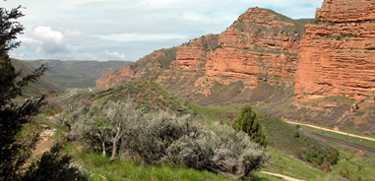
67,144 -> 268,181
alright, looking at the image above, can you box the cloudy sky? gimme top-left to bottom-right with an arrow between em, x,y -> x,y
2,0 -> 323,61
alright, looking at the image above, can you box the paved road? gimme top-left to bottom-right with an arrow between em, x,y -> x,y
285,121 -> 375,142
261,171 -> 305,181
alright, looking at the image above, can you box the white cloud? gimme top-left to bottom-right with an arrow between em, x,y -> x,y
18,26 -> 73,54
65,29 -> 82,37
104,50 -> 126,60
32,26 -> 64,44
96,33 -> 187,42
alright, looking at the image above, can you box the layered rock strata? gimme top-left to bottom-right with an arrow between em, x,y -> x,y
97,8 -> 309,104
295,0 -> 375,100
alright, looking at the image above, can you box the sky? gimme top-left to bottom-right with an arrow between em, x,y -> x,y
2,0 -> 323,61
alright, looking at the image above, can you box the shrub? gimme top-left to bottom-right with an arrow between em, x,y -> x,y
46,97 -> 61,109
126,112 -> 269,179
176,122 -> 268,179
297,145 -> 339,167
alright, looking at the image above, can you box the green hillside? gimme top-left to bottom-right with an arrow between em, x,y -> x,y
26,59 -> 132,88
60,81 -> 339,180
12,59 -> 61,97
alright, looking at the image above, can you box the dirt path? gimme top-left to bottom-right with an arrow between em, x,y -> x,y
31,127 -> 56,157
285,121 -> 375,142
261,171 -> 305,181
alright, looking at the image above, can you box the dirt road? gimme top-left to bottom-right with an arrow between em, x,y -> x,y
261,171 -> 305,181
285,121 -> 375,142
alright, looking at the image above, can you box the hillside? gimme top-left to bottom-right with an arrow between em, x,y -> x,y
12,59 -> 61,97
96,8 -> 313,105
27,59 -> 132,88
96,3 -> 375,134
66,81 -> 339,180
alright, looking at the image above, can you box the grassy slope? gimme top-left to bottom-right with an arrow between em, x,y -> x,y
59,81 -> 338,181
267,95 -> 375,137
12,59 -> 61,97
65,143 -> 272,181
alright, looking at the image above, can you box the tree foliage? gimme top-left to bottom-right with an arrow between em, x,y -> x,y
232,104 -> 267,147
0,4 -> 86,180
64,96 -> 143,161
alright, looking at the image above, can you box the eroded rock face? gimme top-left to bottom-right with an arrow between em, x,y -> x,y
295,0 -> 375,100
96,8 -> 308,105
206,48 -> 296,80
316,0 -> 375,23
207,8 -> 302,84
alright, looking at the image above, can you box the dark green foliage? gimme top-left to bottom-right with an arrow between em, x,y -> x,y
0,5 -> 48,180
22,143 -> 88,181
296,145 -> 339,167
0,4 -> 87,181
233,105 -> 267,147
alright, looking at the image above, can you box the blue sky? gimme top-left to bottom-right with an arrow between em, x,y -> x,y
2,0 -> 323,61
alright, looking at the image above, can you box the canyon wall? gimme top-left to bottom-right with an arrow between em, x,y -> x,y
295,0 -> 375,100
97,8 -> 310,104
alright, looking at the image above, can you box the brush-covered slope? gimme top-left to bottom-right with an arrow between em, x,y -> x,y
77,81 -> 339,178
27,59 -> 131,89
70,81 -> 192,115
97,8 -> 313,105
12,59 -> 61,97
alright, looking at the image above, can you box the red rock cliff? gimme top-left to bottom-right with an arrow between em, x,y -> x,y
295,0 -> 375,100
97,8 -> 310,105
206,8 -> 302,85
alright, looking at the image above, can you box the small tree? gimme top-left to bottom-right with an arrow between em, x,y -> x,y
232,104 -> 267,147
68,96 -> 142,161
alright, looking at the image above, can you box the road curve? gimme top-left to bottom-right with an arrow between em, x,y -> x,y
284,121 -> 375,142
261,171 -> 305,181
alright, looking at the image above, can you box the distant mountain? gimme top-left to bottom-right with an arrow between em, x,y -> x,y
12,59 -> 61,97
26,60 -> 132,89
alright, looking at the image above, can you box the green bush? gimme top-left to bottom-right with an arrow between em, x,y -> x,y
297,145 -> 339,167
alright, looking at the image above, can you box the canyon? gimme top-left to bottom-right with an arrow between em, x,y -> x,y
96,8 -> 308,105
96,0 -> 375,133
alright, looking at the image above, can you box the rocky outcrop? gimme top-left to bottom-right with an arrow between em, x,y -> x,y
205,48 -> 296,80
295,0 -> 375,100
206,8 -> 302,86
316,0 -> 375,23
97,8 -> 310,105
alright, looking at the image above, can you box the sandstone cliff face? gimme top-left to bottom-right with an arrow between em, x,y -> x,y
295,0 -> 375,100
206,8 -> 303,87
96,8 -> 309,105
316,0 -> 375,23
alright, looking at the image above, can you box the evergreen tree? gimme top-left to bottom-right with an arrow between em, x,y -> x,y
0,5 -> 49,180
0,4 -> 87,181
233,104 -> 267,147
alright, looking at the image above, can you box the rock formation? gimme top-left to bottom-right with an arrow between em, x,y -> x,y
295,0 -> 375,100
97,8 -> 311,105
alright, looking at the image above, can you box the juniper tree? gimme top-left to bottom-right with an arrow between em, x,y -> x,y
0,3 -> 87,180
0,5 -> 48,180
232,104 -> 267,147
